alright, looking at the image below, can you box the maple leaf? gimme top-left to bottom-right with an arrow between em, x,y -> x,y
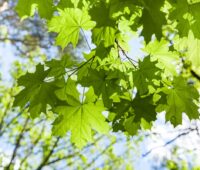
110,97 -> 133,131
57,0 -> 78,9
55,78 -> 80,106
89,1 -> 117,47
139,0 -> 166,42
14,64 -> 63,118
53,88 -> 109,148
186,32 -> 200,68
169,0 -> 200,38
15,0 -> 54,19
132,94 -> 157,123
133,56 -> 162,95
92,27 -> 116,47
80,69 -> 122,108
144,39 -> 180,75
111,94 -> 156,135
174,31 -> 200,68
48,8 -> 96,49
46,55 -> 78,78
109,0 -> 136,19
89,1 -> 115,27
160,77 -> 199,126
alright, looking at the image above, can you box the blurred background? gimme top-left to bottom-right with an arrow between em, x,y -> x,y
0,0 -> 200,169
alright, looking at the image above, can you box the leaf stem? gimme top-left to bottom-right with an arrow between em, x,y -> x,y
115,39 -> 138,68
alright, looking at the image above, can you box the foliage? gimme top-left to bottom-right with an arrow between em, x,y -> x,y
0,3 -> 138,169
14,0 -> 200,148
0,77 -> 135,170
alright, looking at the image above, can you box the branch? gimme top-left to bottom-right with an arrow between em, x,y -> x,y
36,137 -> 60,170
0,88 -> 14,134
115,39 -> 137,68
84,140 -> 117,169
191,69 -> 200,81
142,128 -> 197,157
45,135 -> 104,166
19,125 -> 45,168
0,104 -> 10,134
80,28 -> 92,51
5,117 -> 29,170
0,111 -> 23,136
68,55 -> 95,77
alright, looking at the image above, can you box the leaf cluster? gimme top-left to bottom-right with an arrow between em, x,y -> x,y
14,0 -> 200,147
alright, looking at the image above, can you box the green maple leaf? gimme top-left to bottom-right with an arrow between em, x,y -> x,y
174,31 -> 200,68
124,117 -> 140,135
57,0 -> 81,9
55,78 -> 80,106
132,94 -> 157,123
110,97 -> 133,122
109,0 -> 136,19
46,55 -> 78,78
110,94 -> 156,135
89,1 -> 117,47
169,0 -> 200,38
80,69 -> 122,108
187,32 -> 200,68
95,43 -> 112,60
144,39 -> 180,75
133,56 -> 162,95
92,27 -> 116,47
89,1 -> 115,28
48,8 -> 96,49
15,0 -> 54,19
124,94 -> 156,135
14,64 -> 63,118
139,0 -> 166,42
160,77 -> 199,126
53,88 -> 109,148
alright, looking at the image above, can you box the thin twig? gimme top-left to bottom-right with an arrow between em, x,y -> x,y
45,135 -> 104,166
115,39 -> 138,68
191,69 -> 200,81
142,128 -> 197,157
84,140 -> 117,169
80,28 -> 92,51
36,137 -> 60,170
19,125 -> 45,168
5,117 -> 29,170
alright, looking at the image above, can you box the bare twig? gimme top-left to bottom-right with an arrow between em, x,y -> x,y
5,117 -> 29,170
19,125 -> 45,168
36,137 -> 60,170
115,39 -> 137,68
142,128 -> 197,157
84,140 -> 117,169
191,69 -> 200,81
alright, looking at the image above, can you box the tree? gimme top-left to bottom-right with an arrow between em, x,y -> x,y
0,1 -> 138,169
0,81 -> 138,170
12,0 -> 200,148
1,1 -> 200,169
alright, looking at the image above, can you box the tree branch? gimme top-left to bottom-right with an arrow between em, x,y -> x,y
84,140 -> 116,169
45,135 -> 104,166
5,117 -> 29,170
142,128 -> 197,157
115,39 -> 137,68
36,137 -> 60,170
19,125 -> 45,168
191,69 -> 200,81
